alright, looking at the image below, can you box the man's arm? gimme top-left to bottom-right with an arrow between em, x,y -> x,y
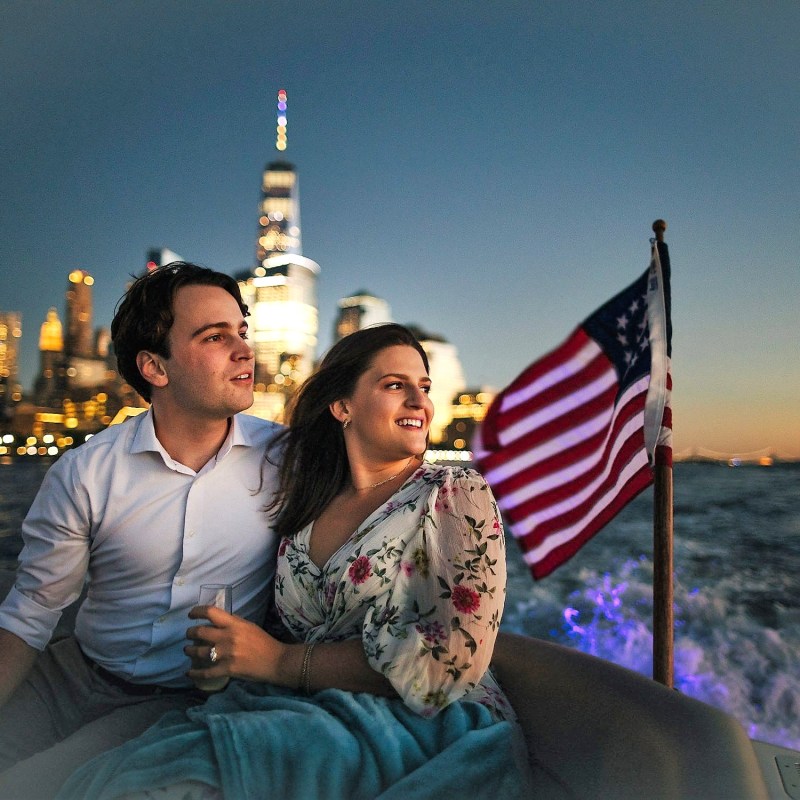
0,628 -> 39,708
0,451 -> 91,662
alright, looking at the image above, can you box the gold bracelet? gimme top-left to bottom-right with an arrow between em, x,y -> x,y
299,642 -> 316,695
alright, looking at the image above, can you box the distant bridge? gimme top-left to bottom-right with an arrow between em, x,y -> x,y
673,446 -> 778,466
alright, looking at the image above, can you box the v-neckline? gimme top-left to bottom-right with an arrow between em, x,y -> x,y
304,468 -> 423,572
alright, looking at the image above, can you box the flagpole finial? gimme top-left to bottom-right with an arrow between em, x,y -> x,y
652,219 -> 667,242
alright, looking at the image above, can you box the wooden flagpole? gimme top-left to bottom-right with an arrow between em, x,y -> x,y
652,219 -> 674,687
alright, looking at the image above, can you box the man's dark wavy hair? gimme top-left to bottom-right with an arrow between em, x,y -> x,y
111,262 -> 247,402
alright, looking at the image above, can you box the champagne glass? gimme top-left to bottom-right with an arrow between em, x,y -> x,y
192,584 -> 232,692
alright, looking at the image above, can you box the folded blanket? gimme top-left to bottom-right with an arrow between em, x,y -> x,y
58,681 -> 526,800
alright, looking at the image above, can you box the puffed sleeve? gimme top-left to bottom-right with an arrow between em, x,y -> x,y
362,467 -> 506,717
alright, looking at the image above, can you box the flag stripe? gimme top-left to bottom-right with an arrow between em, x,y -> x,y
500,380 -> 648,520
516,419 -> 646,539
498,364 -> 617,446
474,241 -> 672,580
508,402 -> 647,535
498,331 -> 598,413
493,337 -> 611,434
526,466 -> 654,578
482,385 -> 617,486
494,375 -> 647,507
522,448 -> 652,563
479,336 -> 616,476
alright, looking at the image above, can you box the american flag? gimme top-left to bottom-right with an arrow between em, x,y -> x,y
474,242 -> 672,579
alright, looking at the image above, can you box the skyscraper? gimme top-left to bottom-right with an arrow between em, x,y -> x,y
145,248 -> 184,271
255,90 -> 302,263
33,273 -> 122,421
34,307 -> 64,407
238,90 -> 319,419
0,312 -> 22,422
38,308 -> 63,353
406,325 -> 467,444
255,161 -> 302,262
334,291 -> 393,342
65,269 -> 94,359
62,269 -> 110,392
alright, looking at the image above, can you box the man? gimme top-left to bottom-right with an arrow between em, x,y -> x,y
0,263 -> 281,797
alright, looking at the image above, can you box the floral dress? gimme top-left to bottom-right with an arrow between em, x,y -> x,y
276,462 -> 515,721
58,464 -> 528,800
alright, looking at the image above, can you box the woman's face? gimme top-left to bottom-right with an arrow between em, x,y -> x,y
340,344 -> 433,463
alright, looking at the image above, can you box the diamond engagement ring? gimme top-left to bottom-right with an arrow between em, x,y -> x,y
209,646 -> 218,664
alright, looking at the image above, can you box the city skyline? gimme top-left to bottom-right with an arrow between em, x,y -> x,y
2,3 -> 798,457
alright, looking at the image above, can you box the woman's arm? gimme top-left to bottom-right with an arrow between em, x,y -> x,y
186,469 -> 505,704
185,608 -> 396,696
362,468 -> 506,715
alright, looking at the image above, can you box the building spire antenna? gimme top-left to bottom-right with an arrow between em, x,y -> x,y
276,89 -> 287,152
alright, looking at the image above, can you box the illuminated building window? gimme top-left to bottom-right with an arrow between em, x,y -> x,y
261,198 -> 293,217
264,172 -> 296,190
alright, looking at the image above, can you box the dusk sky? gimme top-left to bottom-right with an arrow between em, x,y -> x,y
2,2 -> 798,457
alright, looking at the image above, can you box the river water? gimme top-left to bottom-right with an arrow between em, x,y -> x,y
1,458 -> 798,748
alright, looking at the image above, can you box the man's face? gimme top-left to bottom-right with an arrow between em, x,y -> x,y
156,284 -> 255,421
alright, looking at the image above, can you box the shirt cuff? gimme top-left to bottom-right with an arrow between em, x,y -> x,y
0,586 -> 61,650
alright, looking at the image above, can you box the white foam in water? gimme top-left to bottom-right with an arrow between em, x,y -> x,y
502,463 -> 800,751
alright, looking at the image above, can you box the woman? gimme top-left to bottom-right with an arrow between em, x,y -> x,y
59,324 -> 529,799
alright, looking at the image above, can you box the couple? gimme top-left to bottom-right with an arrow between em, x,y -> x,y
0,263 -> 528,798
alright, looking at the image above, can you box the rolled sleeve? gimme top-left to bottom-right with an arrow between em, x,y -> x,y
0,451 -> 91,649
0,587 -> 64,650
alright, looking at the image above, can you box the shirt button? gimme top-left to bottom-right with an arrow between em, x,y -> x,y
176,577 -> 185,586
187,530 -> 195,538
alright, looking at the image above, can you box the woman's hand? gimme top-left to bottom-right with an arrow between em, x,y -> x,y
185,605 -> 289,686
186,606 -> 397,697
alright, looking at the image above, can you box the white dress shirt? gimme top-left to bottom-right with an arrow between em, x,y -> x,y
0,410 -> 281,687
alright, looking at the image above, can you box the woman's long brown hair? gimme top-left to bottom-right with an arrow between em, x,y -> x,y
266,324 -> 429,540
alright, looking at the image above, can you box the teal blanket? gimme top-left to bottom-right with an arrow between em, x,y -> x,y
58,681 -> 526,799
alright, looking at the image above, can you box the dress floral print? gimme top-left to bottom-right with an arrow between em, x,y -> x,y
276,463 -> 514,720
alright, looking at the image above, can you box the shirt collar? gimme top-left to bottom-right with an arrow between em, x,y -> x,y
129,408 -> 163,457
216,415 -> 238,461
130,409 -> 248,472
